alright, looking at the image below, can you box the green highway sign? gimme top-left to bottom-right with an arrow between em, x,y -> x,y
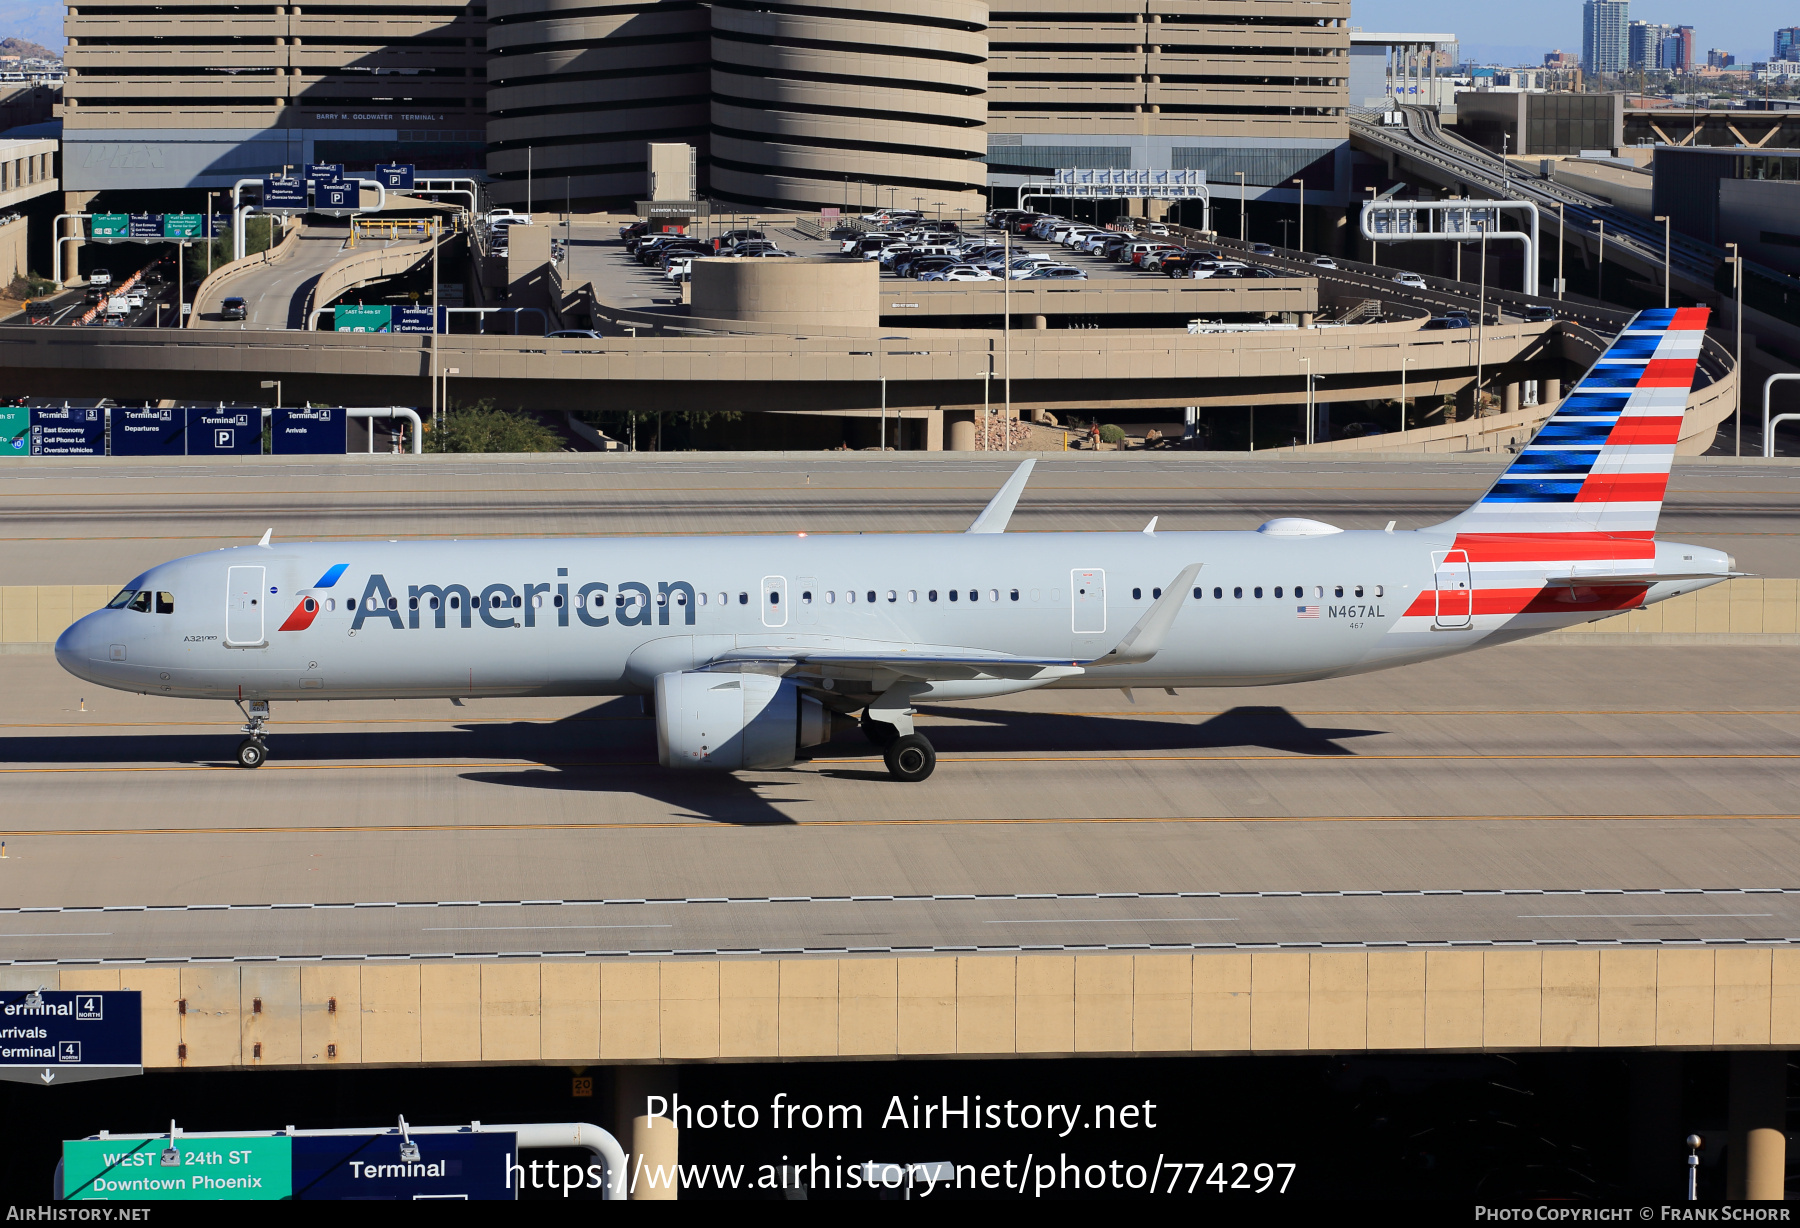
89,214 -> 129,239
164,213 -> 204,239
65,1135 -> 293,1201
0,405 -> 27,458
334,304 -> 393,333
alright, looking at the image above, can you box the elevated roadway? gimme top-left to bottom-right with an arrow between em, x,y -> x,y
190,221 -> 351,330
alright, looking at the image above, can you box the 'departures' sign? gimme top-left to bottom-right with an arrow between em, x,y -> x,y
64,1136 -> 292,1201
110,406 -> 185,456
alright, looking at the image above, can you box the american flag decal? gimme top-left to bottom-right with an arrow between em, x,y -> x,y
1297,604 -> 1320,619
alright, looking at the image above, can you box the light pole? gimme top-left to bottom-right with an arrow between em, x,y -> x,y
1728,241 -> 1743,456
1401,357 -> 1416,432
1235,171 -> 1246,242
878,334 -> 907,450
1299,357 -> 1314,445
1476,220 -> 1489,413
1686,1135 -> 1702,1201
1003,225 -> 1012,436
1593,218 -> 1605,303
1556,202 -> 1565,300
1366,185 -> 1379,265
1654,213 -> 1671,308
526,146 -> 532,216
1290,177 -> 1304,253
259,379 -> 281,408
430,220 -> 440,431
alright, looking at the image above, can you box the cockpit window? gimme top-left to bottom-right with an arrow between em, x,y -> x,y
127,591 -> 152,613
106,588 -> 137,609
156,592 -> 175,614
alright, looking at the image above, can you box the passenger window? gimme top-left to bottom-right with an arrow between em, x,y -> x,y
1233,587 -> 1242,599
1253,587 -> 1263,599
769,591 -> 780,605
928,590 -> 938,602
1009,589 -> 1019,602
825,591 -> 836,604
390,597 -> 400,610
430,597 -> 440,610
448,596 -> 458,609
1152,588 -> 1161,599
1274,587 -> 1283,598
887,590 -> 897,603
1193,587 -> 1203,599
867,590 -> 877,604
532,594 -> 545,608
409,596 -> 420,610
657,592 -> 668,606
156,592 -> 174,614
1030,589 -> 1041,601
128,590 -> 152,613
302,597 -> 317,614
717,592 -> 727,606
1334,585 -> 1344,598
909,590 -> 919,602
846,590 -> 857,604
968,590 -> 978,602
106,588 -> 136,609
1314,586 -> 1324,598
949,589 -> 959,601
1355,585 -> 1364,598
1132,587 -> 1142,600
801,591 -> 812,604
1375,584 -> 1384,597
552,595 -> 563,608
738,592 -> 748,605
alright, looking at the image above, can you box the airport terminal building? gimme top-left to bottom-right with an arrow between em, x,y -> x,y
58,0 -> 1352,216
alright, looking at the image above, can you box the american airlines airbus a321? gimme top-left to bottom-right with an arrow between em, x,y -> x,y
57,307 -> 1735,782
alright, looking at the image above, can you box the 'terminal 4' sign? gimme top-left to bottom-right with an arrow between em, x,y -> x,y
0,990 -> 142,1085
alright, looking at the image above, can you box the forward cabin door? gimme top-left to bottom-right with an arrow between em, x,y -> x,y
1432,550 -> 1473,628
1071,568 -> 1106,634
226,565 -> 267,646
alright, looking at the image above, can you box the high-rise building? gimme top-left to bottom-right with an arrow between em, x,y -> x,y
1707,49 -> 1735,69
1778,28 -> 1800,62
1583,0 -> 1631,74
1667,25 -> 1695,73
1629,20 -> 1673,70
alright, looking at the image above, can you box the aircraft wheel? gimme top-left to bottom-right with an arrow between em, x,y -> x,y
860,710 -> 900,747
236,738 -> 268,769
883,734 -> 935,783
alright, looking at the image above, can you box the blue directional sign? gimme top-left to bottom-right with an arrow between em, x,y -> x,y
374,163 -> 415,191
262,177 -> 305,210
317,183 -> 356,210
393,305 -> 444,334
30,404 -> 106,456
291,1132 -> 518,1200
306,163 -> 344,187
0,990 -> 141,1085
110,406 -> 185,456
187,406 -> 262,455
271,406 -> 346,455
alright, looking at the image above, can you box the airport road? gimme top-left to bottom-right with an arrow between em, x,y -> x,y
3,643 -> 1800,963
1,453 -> 1798,584
190,222 -> 351,330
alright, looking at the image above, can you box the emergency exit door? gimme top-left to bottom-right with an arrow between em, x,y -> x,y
1432,550 -> 1473,628
226,565 -> 266,646
1071,568 -> 1106,634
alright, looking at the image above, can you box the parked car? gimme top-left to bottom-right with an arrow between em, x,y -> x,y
1391,271 -> 1428,288
220,296 -> 248,321
903,255 -> 960,278
921,264 -> 997,282
1021,265 -> 1088,280
1420,315 -> 1471,330
718,229 -> 767,249
547,329 -> 604,340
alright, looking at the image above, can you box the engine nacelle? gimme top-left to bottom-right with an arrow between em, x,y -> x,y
655,670 -> 837,770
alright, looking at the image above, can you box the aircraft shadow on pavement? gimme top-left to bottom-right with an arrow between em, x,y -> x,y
858,704 -> 1384,757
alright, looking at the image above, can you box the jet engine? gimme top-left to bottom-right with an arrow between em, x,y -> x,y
655,670 -> 840,770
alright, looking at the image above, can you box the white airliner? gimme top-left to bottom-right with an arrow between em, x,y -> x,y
57,308 -> 1733,781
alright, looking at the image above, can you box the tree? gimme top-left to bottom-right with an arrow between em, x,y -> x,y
426,399 -> 562,453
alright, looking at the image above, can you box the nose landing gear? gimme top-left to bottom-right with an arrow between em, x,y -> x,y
234,698 -> 271,769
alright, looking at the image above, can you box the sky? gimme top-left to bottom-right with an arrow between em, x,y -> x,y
0,0 -> 59,49
1353,0 -> 1788,66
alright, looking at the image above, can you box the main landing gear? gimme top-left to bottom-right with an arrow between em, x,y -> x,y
235,699 -> 271,769
862,709 -> 935,782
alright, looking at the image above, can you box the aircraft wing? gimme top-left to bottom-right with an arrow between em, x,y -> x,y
715,645 -> 1085,682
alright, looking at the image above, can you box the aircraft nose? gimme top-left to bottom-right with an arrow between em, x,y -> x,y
54,614 -> 100,677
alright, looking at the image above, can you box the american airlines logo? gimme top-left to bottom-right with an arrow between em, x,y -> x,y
281,571 -> 699,633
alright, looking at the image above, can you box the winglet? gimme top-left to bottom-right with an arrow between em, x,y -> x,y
966,459 -> 1036,534
257,528 -> 273,548
1093,563 -> 1202,667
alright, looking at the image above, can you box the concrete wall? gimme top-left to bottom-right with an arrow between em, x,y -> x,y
0,213 -> 28,285
690,256 -> 878,330
0,585 -> 115,645
0,136 -> 58,210
10,947 -> 1800,1068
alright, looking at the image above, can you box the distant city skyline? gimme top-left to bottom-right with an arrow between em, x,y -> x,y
1352,0 -> 1782,65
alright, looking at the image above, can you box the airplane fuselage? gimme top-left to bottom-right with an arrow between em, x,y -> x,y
55,527 -> 1731,704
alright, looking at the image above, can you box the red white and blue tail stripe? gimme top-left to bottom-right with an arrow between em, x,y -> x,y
1443,306 -> 1709,536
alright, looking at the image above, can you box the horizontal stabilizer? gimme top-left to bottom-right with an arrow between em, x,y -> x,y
1542,571 -> 1742,588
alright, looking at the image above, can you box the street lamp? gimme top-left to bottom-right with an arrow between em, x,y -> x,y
1592,218 -> 1605,303
1299,356 -> 1315,446
1235,171 -> 1246,242
1401,357 -> 1416,432
1366,185 -> 1379,265
1654,213 -> 1671,308
1727,241 -> 1743,456
259,380 -> 281,408
1290,177 -> 1305,253
878,334 -> 908,451
1555,202 -> 1565,300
